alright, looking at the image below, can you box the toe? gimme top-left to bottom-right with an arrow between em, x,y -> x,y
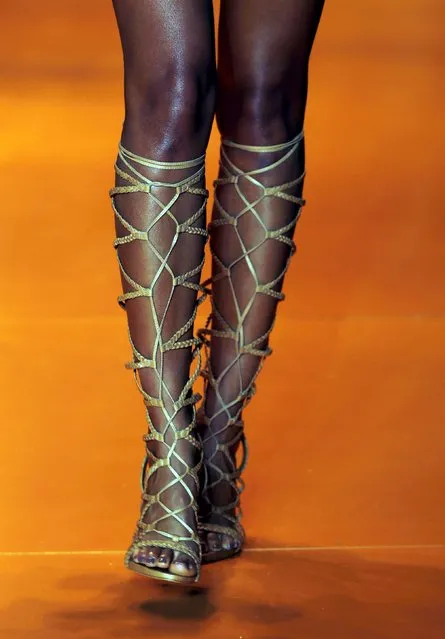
157,549 -> 173,569
232,538 -> 241,551
221,534 -> 233,551
207,532 -> 221,552
170,552 -> 197,578
133,547 -> 159,567
145,549 -> 159,566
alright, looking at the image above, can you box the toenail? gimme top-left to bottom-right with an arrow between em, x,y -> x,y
174,561 -> 187,572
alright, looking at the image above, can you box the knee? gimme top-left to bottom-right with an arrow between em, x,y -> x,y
216,72 -> 308,144
123,60 -> 216,156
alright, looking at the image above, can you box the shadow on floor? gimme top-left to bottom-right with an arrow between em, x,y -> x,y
1,548 -> 445,638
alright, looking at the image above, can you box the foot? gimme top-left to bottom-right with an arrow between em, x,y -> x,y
198,418 -> 245,560
199,529 -> 242,557
126,431 -> 201,580
130,547 -> 197,578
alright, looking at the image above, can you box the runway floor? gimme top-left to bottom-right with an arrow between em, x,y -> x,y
1,1 -> 444,637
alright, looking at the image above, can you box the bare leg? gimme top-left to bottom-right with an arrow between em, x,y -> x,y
199,0 -> 325,558
111,0 -> 215,580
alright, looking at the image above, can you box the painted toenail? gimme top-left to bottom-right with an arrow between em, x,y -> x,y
174,562 -> 187,572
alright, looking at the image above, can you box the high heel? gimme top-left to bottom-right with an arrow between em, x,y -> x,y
198,132 -> 305,563
110,143 -> 209,584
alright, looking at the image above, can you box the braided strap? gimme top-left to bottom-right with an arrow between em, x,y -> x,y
198,132 -> 305,541
110,144 -> 208,573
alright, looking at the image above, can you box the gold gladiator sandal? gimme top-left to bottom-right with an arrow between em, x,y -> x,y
198,132 -> 305,563
110,143 -> 209,584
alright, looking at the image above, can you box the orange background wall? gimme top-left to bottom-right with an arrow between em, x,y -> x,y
1,0 -> 444,555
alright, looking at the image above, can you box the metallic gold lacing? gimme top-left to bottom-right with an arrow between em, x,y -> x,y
110,144 -> 209,573
198,132 -> 305,549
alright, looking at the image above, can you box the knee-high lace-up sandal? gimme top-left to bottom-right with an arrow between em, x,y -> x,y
110,143 -> 209,584
198,132 -> 306,563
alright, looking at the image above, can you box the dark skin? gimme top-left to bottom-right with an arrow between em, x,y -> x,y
112,0 -> 325,579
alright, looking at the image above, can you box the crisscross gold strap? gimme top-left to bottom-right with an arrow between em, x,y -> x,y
198,132 -> 305,543
110,144 -> 209,572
